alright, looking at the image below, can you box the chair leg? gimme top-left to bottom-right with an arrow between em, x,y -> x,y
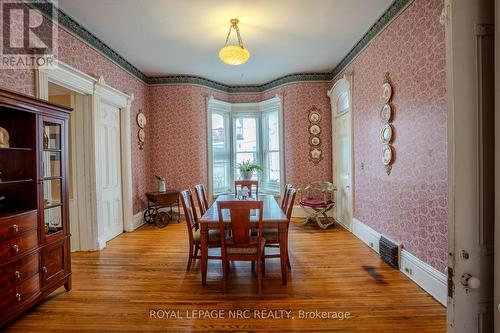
251,261 -> 255,272
262,256 -> 266,275
286,255 -> 291,270
186,244 -> 193,271
257,258 -> 262,295
222,258 -> 228,294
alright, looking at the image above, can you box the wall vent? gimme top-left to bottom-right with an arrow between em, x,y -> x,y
379,236 -> 401,269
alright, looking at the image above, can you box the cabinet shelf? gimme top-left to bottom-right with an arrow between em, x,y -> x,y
0,147 -> 33,151
0,179 -> 34,185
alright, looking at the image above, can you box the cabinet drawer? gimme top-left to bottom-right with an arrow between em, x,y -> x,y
0,274 -> 40,313
0,210 -> 37,241
0,229 -> 38,262
41,240 -> 67,286
0,252 -> 39,293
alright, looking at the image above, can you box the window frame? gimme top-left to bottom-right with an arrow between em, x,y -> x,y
207,96 -> 284,199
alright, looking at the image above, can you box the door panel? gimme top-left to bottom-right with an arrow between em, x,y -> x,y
98,103 -> 123,242
444,0 -> 494,331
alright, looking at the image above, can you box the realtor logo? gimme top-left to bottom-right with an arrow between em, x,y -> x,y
0,0 -> 58,69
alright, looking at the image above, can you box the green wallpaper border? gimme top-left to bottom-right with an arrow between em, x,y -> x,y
28,0 -> 411,93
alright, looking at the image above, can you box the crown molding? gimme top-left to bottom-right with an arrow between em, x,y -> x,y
28,0 -> 412,93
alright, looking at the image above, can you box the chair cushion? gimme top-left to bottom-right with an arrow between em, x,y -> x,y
262,228 -> 279,241
193,229 -> 221,242
300,198 -> 333,208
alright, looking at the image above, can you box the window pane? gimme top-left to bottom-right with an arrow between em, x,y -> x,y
268,151 -> 280,185
235,118 -> 257,152
212,113 -> 230,193
212,114 -> 225,146
267,112 -> 280,151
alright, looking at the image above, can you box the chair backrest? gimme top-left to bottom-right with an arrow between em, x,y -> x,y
285,188 -> 297,220
217,200 -> 263,250
300,181 -> 336,202
280,183 -> 293,212
234,180 -> 259,198
180,190 -> 199,241
194,184 -> 209,215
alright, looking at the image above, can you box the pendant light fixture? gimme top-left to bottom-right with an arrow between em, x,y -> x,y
219,18 -> 250,66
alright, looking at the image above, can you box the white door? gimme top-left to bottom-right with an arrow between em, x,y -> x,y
444,0 -> 494,331
329,77 -> 353,230
98,102 -> 124,242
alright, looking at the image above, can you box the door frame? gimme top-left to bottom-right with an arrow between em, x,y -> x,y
444,0 -> 495,331
36,59 -> 134,250
328,74 -> 354,231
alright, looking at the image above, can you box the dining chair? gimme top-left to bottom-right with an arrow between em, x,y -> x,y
217,200 -> 265,294
180,189 -> 221,271
280,183 -> 293,213
264,187 -> 296,270
194,183 -> 209,215
234,180 -> 259,198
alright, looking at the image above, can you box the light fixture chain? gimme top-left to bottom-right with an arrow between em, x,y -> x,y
224,25 -> 233,46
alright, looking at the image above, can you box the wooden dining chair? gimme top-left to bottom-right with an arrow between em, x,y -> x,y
280,183 -> 293,213
217,200 -> 265,294
194,184 -> 209,215
264,187 -> 296,270
234,180 -> 259,198
180,189 -> 221,271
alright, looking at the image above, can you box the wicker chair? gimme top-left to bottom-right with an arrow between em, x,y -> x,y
298,181 -> 337,229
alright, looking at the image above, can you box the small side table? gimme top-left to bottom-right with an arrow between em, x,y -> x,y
144,191 -> 181,228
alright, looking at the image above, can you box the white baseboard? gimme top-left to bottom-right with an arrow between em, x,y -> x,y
351,218 -> 447,306
125,211 -> 145,232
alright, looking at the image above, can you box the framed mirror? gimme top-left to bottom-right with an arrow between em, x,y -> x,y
380,104 -> 392,123
382,144 -> 393,165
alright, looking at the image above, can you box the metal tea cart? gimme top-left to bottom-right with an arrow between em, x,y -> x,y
144,191 -> 181,228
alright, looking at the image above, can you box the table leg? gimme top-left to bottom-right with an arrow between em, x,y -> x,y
201,224 -> 208,286
278,223 -> 288,285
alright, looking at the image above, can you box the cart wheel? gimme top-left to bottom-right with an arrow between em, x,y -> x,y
143,208 -> 157,224
154,212 -> 170,228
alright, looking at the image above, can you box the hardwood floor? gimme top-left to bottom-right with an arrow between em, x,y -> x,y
4,220 -> 446,332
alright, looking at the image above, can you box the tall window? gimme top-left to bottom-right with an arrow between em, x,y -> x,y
208,96 -> 283,196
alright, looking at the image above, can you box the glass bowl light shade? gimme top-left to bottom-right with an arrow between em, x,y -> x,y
218,45 -> 250,65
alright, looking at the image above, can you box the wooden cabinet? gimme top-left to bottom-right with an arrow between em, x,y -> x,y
0,88 -> 72,327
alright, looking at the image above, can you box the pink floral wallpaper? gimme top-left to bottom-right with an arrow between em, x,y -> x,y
147,82 -> 331,193
332,0 -> 448,272
0,27 -> 149,214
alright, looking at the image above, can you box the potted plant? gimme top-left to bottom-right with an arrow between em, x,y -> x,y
238,160 -> 262,180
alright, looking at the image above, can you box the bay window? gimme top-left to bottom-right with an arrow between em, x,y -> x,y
207,96 -> 284,197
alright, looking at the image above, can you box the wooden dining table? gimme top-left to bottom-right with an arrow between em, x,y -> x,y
199,194 -> 290,286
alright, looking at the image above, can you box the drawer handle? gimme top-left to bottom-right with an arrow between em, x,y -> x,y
14,270 -> 21,279
12,244 -> 19,254
12,224 -> 19,233
42,266 -> 48,273
16,293 -> 21,302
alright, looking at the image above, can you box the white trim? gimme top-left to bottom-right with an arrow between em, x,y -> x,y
127,212 -> 145,232
37,60 -> 134,251
352,218 -> 447,306
328,74 -> 354,231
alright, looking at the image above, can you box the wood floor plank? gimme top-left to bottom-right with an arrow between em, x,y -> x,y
3,220 -> 446,332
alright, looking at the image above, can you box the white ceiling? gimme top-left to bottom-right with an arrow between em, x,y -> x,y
58,0 -> 393,85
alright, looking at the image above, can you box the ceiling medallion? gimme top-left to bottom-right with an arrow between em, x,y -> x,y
219,18 -> 250,66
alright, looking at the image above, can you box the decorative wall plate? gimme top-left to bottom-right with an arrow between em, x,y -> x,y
380,82 -> 392,103
380,104 -> 392,123
309,147 -> 323,164
382,144 -> 393,165
138,128 -> 145,143
309,124 -> 321,135
310,136 -> 321,146
380,124 -> 393,144
137,112 -> 146,129
308,111 -> 321,123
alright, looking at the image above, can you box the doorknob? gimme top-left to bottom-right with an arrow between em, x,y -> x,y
461,273 -> 480,289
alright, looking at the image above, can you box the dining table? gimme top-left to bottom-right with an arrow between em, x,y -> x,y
199,194 -> 290,286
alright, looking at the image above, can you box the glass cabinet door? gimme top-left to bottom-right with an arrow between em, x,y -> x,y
42,120 -> 64,236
